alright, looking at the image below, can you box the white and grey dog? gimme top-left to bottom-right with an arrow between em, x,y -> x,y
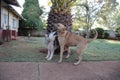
45,32 -> 59,60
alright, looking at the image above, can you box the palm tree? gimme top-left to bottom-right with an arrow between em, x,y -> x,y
47,0 -> 77,32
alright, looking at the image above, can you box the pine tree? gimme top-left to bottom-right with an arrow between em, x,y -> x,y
20,0 -> 43,30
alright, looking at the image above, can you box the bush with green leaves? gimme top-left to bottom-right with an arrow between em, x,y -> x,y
103,32 -> 109,38
116,27 -> 120,37
20,0 -> 43,30
95,28 -> 104,38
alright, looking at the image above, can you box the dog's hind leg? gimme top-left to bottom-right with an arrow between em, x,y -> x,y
47,49 -> 54,60
58,45 -> 64,63
74,53 -> 82,65
45,49 -> 51,59
74,45 -> 85,65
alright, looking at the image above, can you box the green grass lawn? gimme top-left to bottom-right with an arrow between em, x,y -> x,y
0,37 -> 120,62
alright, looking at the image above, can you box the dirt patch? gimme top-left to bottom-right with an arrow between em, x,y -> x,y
39,47 -> 48,54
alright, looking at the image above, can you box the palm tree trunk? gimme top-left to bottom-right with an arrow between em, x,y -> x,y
47,6 -> 73,53
47,9 -> 72,33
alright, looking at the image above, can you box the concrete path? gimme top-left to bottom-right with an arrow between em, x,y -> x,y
0,61 -> 120,80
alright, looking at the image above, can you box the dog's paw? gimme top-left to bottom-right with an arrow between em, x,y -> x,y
47,58 -> 51,61
73,61 -> 81,66
65,55 -> 70,58
58,60 -> 62,63
73,63 -> 79,66
45,56 -> 48,59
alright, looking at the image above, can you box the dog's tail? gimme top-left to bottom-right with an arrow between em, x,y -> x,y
87,29 -> 98,43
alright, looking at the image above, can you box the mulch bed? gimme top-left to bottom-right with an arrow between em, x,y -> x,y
39,47 -> 75,55
39,47 -> 48,54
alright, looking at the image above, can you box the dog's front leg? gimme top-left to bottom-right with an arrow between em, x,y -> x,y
66,48 -> 71,58
58,45 -> 64,63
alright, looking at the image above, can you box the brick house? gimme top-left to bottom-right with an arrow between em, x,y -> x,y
0,0 -> 22,41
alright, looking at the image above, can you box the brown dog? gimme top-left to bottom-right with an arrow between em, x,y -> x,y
55,23 -> 98,65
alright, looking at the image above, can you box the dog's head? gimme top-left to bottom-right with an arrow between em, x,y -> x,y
49,32 -> 57,41
54,23 -> 66,34
45,32 -> 57,45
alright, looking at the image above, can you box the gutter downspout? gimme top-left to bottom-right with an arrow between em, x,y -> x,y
6,5 -> 10,41
0,0 -> 1,29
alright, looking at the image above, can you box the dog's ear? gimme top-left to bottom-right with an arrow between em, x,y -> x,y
52,31 -> 56,35
52,32 -> 57,37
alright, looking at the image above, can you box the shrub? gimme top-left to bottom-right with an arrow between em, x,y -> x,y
103,32 -> 109,39
95,28 -> 104,38
116,27 -> 120,37
116,34 -> 120,37
116,27 -> 120,34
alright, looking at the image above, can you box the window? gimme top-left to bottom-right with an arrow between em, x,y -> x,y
3,13 -> 8,25
12,18 -> 16,29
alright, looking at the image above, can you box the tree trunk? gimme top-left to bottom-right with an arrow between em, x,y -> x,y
47,9 -> 72,33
